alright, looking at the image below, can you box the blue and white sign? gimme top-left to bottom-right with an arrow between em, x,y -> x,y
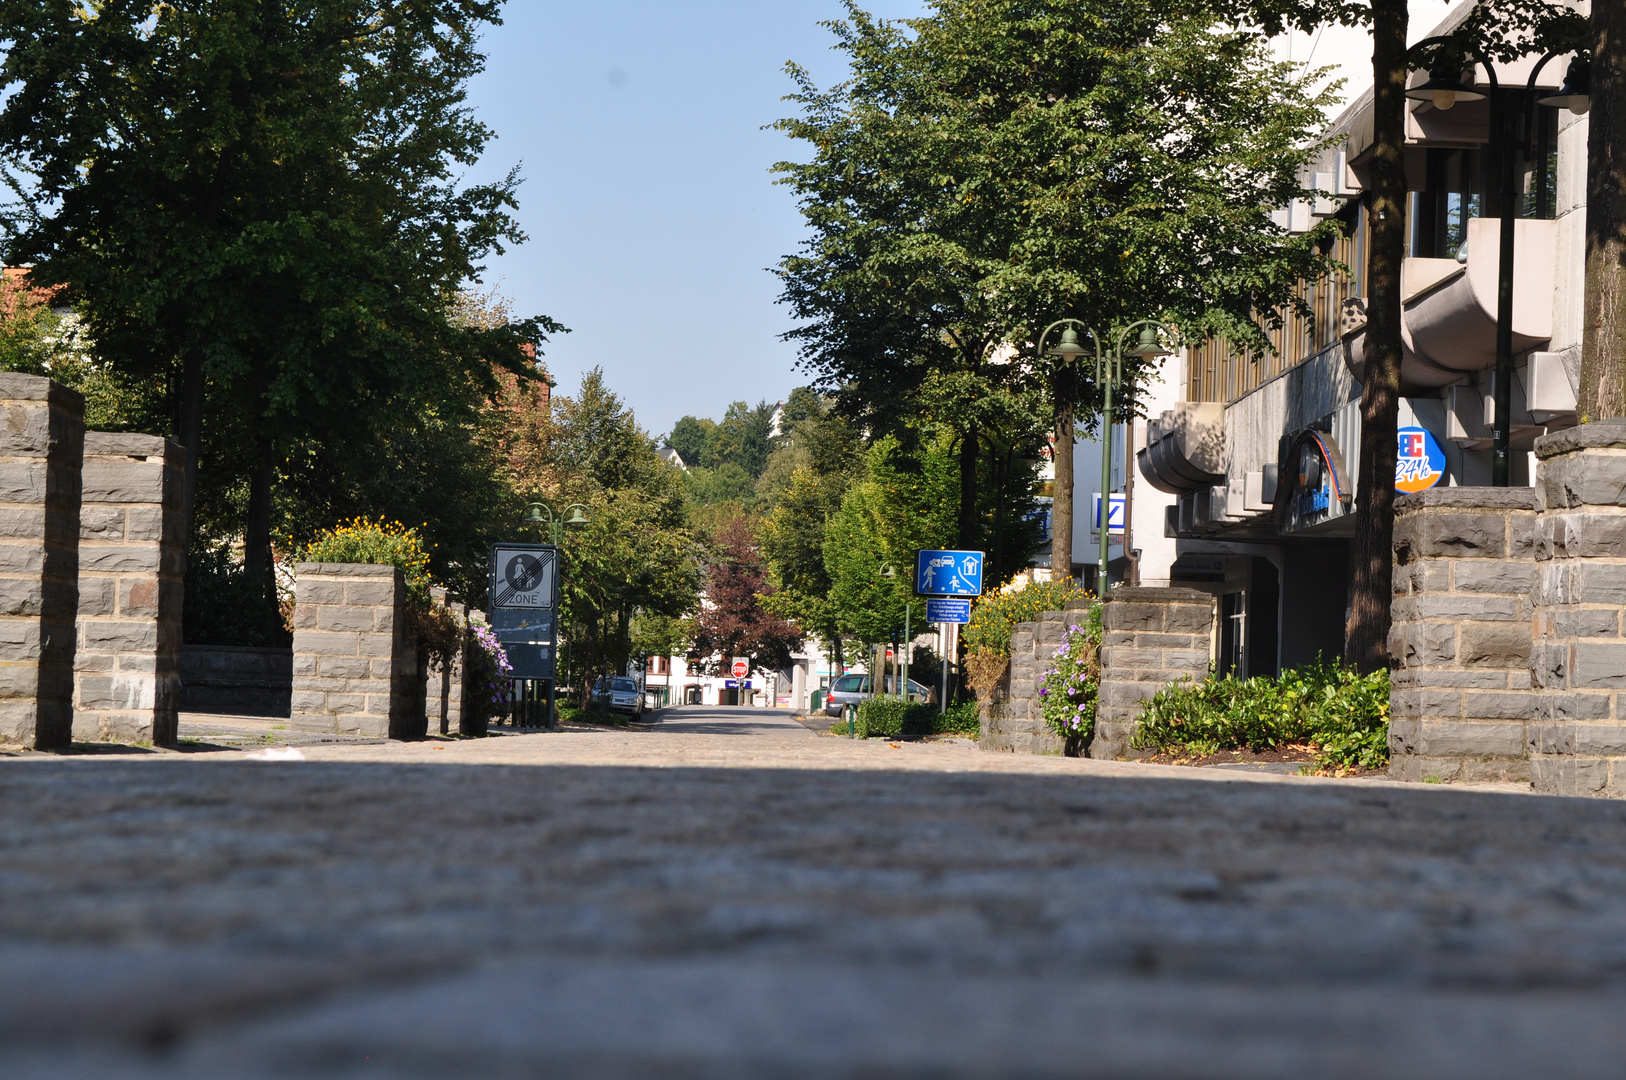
1091,492 -> 1127,534
925,597 -> 972,624
915,550 -> 984,597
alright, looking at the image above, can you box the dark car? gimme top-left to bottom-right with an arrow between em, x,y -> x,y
590,676 -> 643,717
822,672 -> 931,717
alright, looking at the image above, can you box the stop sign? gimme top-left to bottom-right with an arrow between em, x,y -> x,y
731,658 -> 749,678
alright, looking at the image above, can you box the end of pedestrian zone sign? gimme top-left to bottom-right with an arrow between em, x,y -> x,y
915,549 -> 984,597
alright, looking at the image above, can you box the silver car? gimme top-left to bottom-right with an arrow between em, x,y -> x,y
823,673 -> 931,717
590,676 -> 644,717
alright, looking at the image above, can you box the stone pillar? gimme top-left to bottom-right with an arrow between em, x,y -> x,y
291,563 -> 421,739
1387,488 -> 1538,782
1528,422 -> 1626,796
72,433 -> 185,747
1090,587 -> 1214,760
980,610 -> 1069,755
0,375 -> 83,751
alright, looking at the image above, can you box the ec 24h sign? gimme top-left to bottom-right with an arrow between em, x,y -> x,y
915,550 -> 983,596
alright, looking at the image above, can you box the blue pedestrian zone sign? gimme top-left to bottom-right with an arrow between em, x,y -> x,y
916,550 -> 984,596
926,597 -> 972,624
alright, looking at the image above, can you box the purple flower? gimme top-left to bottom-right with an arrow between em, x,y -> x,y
1038,688 -> 1049,697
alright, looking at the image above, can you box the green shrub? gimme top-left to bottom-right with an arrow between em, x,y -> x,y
963,579 -> 1089,656
1130,659 -> 1390,771
852,697 -> 981,738
300,517 -> 435,607
300,517 -> 461,664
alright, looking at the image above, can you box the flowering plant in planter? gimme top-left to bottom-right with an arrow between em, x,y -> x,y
1038,605 -> 1101,751
466,620 -> 513,723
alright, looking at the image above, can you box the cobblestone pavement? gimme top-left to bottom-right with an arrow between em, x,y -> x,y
3,706 -> 1626,1077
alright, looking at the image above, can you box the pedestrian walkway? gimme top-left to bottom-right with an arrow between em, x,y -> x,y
0,723 -> 1618,1078
640,703 -> 816,736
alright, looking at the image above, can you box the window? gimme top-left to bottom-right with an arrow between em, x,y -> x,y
833,674 -> 864,693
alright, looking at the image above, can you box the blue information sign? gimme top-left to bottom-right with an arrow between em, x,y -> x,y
915,550 -> 984,596
926,597 -> 972,624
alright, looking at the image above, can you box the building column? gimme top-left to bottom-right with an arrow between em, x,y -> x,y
1387,488 -> 1538,782
73,434 -> 186,746
0,375 -> 83,751
1529,422 -> 1626,795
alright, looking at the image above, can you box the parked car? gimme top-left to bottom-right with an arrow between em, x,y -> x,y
590,676 -> 644,717
822,672 -> 932,717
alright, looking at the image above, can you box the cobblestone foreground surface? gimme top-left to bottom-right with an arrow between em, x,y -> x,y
4,707 -> 1626,1078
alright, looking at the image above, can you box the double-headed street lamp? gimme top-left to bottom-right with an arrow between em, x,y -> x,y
1039,319 -> 1175,594
1406,38 -> 1591,486
522,501 -> 591,545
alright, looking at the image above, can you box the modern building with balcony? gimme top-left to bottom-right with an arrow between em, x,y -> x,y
1137,2 -> 1588,679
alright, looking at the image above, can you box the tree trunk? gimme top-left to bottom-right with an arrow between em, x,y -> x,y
177,351 -> 205,546
991,444 -> 1008,582
1580,0 -> 1626,421
1050,370 -> 1075,583
958,422 -> 980,550
244,434 -> 275,585
1344,0 -> 1408,674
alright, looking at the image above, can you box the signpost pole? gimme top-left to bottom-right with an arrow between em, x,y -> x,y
939,622 -> 948,714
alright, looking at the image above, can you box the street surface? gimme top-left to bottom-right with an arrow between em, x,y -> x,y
3,705 -> 1626,1077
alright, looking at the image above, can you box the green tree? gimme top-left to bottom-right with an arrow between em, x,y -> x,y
666,415 -> 716,468
775,0 -> 1336,565
708,399 -> 779,478
549,370 -> 703,703
0,0 -> 560,584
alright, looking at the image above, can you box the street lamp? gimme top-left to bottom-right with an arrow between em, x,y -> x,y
523,501 -> 591,545
879,562 -> 912,701
1406,39 -> 1590,486
1039,319 -> 1175,595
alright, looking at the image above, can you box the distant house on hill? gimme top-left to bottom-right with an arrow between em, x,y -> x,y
657,446 -> 687,472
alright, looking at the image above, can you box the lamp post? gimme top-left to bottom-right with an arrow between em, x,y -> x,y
522,501 -> 591,545
1037,320 -> 1096,587
1038,320 -> 1174,595
519,501 -> 590,726
879,563 -> 911,701
1406,40 -> 1591,486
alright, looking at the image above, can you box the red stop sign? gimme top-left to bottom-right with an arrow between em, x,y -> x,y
731,659 -> 749,678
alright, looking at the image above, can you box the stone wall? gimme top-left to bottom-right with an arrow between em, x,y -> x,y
179,646 -> 293,717
1090,588 -> 1214,760
1387,488 -> 1538,782
1528,422 -> 1626,796
72,433 -> 185,746
0,375 -> 83,750
290,563 -> 424,739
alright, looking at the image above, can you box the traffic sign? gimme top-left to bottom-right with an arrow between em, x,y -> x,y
731,657 -> 749,678
915,550 -> 984,596
1091,493 -> 1127,535
926,597 -> 972,624
489,544 -> 558,609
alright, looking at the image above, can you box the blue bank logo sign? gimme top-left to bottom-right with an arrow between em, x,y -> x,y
916,550 -> 984,596
925,597 -> 973,624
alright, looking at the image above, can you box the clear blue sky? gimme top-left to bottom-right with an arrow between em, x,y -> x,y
466,1 -> 929,442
